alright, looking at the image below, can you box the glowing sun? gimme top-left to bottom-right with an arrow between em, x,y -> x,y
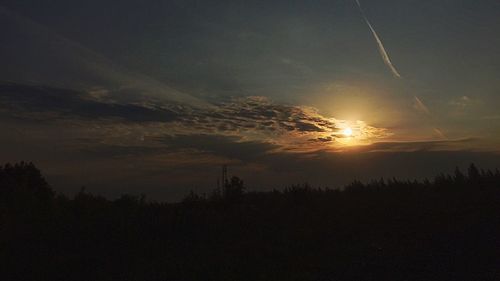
342,127 -> 353,137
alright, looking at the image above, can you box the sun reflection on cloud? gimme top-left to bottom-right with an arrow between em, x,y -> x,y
102,96 -> 393,153
0,86 -> 392,154
313,119 -> 392,150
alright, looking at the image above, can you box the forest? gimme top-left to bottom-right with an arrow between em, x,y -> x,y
1,162 -> 499,281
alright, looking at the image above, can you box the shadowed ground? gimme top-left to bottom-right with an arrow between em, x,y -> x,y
1,162 -> 499,281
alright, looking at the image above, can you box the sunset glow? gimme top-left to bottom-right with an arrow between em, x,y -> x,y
0,0 -> 498,199
342,127 -> 353,137
1,1 -> 499,278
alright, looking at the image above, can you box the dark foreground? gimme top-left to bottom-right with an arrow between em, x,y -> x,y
1,162 -> 499,281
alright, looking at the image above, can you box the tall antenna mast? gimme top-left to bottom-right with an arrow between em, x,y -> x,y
222,164 -> 228,188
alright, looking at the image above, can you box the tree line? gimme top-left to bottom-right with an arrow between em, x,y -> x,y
1,162 -> 499,281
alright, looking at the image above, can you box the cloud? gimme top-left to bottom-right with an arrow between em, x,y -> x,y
181,96 -> 390,151
450,96 -> 472,108
480,115 -> 500,120
0,5 -> 208,108
0,82 -> 179,123
157,134 -> 278,162
0,82 -> 391,154
1,83 -> 496,201
449,96 -> 480,114
348,138 -> 478,153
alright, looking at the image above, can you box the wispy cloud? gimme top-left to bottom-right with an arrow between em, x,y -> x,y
0,83 -> 179,122
450,96 -> 472,109
0,5 -> 208,108
349,137 -> 478,153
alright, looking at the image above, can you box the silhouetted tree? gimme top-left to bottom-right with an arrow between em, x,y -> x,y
223,176 -> 245,201
468,163 -> 481,182
454,167 -> 466,184
0,161 -> 54,204
183,190 -> 205,204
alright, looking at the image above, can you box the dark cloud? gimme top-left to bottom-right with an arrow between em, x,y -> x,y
0,83 -> 344,138
157,134 -> 278,162
351,138 -> 480,153
0,82 -> 178,122
185,96 -> 340,136
248,150 -> 500,189
78,134 -> 278,163
80,144 -> 167,159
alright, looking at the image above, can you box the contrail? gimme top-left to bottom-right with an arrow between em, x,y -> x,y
433,128 -> 447,139
413,96 -> 431,116
414,96 -> 448,139
355,0 -> 401,78
353,1 -> 446,139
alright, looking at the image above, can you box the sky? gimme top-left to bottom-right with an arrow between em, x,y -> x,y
1,0 -> 500,200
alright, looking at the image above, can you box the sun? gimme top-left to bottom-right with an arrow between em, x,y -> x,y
342,127 -> 353,137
